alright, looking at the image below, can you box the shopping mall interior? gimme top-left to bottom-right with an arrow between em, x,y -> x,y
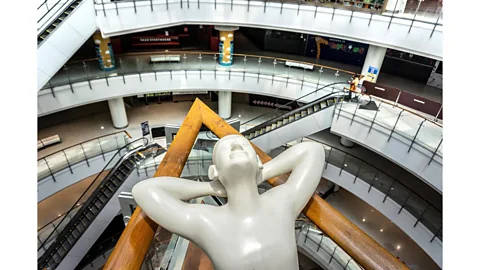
2,0 -> 477,269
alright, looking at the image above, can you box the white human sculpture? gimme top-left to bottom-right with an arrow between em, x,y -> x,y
132,135 -> 325,270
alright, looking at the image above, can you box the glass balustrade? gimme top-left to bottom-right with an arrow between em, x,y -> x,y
38,132 -> 130,181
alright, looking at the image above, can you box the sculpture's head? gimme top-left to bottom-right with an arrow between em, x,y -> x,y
208,135 -> 262,187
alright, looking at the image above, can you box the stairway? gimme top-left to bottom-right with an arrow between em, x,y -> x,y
38,0 -> 83,46
242,93 -> 342,141
38,144 -> 162,270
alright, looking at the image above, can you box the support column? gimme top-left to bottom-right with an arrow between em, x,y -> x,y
93,31 -> 116,71
108,98 -> 128,129
361,45 -> 387,83
218,91 -> 232,119
340,136 -> 355,148
214,26 -> 239,66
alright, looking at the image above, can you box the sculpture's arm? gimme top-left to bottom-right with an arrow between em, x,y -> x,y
132,177 -> 220,240
261,142 -> 325,214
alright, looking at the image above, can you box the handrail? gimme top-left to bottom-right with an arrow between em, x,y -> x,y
38,131 -> 130,161
38,137 -> 148,252
345,87 -> 443,128
305,137 -> 442,214
104,99 -> 408,270
241,82 -> 348,128
95,0 -> 443,27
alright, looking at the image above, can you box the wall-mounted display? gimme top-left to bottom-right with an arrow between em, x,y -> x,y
305,35 -> 369,66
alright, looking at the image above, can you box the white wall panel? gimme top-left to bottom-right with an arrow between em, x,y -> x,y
95,0 -> 442,60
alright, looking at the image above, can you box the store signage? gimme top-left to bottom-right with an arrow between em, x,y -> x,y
366,66 -> 379,82
172,91 -> 208,95
144,92 -> 172,97
141,121 -> 150,137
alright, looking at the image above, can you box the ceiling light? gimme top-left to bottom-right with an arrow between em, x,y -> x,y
344,164 -> 348,167
391,187 -> 394,190
362,218 -> 366,222
370,209 -> 374,212
380,229 -> 384,232
101,126 -> 104,130
396,245 -> 401,250
58,214 -> 61,217
238,114 -> 242,118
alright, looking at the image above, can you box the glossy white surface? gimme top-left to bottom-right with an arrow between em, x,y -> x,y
94,0 -> 442,59
133,135 -> 325,269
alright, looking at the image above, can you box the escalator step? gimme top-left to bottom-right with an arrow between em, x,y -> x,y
66,234 -> 75,244
52,253 -> 62,264
57,246 -> 67,257
301,110 -> 307,117
265,126 -> 271,132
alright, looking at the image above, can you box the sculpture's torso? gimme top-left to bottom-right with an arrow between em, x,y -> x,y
193,193 -> 299,270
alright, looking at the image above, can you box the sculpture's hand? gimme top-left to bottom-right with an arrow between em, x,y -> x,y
209,180 -> 228,197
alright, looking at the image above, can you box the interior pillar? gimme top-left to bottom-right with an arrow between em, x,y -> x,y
93,31 -> 116,71
361,45 -> 387,83
214,26 -> 239,66
108,98 -> 128,129
218,92 -> 232,119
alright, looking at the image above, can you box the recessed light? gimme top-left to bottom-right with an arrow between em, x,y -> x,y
362,218 -> 366,222
391,187 -> 394,190
101,126 -> 104,129
370,209 -> 374,212
380,229 -> 384,232
396,245 -> 401,250
58,214 -> 61,217
238,114 -> 242,118
344,164 -> 348,167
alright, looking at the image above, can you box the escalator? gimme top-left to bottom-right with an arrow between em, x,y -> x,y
241,82 -> 349,153
38,0 -> 84,45
38,138 -> 165,270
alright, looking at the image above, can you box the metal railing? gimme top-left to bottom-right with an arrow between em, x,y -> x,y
334,93 -> 443,161
39,51 -> 354,95
37,137 -> 149,253
38,131 -> 130,181
37,0 -> 77,31
300,137 -> 442,242
296,219 -> 364,270
93,0 -> 442,33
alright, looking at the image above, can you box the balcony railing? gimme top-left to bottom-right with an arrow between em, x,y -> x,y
38,131 -> 131,181
94,0 -> 442,32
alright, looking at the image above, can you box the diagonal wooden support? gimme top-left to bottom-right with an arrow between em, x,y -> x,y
104,99 -> 408,270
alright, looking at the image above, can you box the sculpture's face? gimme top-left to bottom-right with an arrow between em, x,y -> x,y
212,135 -> 259,185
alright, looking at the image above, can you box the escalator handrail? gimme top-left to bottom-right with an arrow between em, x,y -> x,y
37,137 -> 148,252
38,142 -> 162,269
241,89 -> 347,136
38,0 -> 84,43
240,81 -> 349,128
303,137 -> 442,214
